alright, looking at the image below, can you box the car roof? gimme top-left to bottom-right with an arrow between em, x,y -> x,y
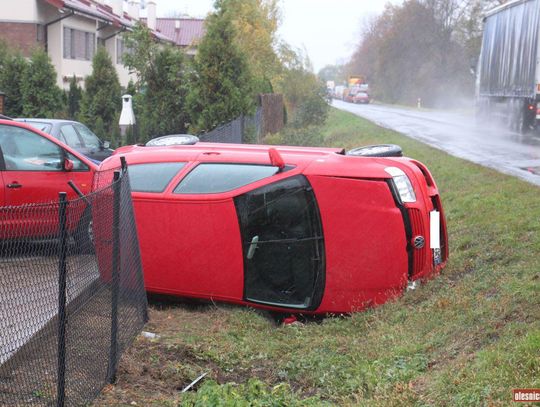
15,118 -> 78,125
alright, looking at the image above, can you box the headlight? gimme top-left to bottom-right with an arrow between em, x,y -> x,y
385,167 -> 416,203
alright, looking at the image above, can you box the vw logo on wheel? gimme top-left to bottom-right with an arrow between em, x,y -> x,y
413,236 -> 425,249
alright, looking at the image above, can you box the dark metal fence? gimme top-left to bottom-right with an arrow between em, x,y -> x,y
199,107 -> 262,144
0,163 -> 147,406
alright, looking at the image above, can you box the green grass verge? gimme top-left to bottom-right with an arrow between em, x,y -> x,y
96,108 -> 540,406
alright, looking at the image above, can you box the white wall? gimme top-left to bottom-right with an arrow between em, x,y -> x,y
54,15 -> 97,89
1,0 -> 39,21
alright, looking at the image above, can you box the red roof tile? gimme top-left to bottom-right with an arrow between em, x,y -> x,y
141,18 -> 205,47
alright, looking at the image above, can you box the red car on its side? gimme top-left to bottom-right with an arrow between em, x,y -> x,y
0,119 -> 97,243
100,140 -> 448,314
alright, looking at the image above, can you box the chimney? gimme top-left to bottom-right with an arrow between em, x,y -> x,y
128,0 -> 140,19
110,0 -> 123,16
147,0 -> 157,30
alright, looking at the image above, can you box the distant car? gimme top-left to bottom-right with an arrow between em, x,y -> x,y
15,119 -> 113,163
100,140 -> 448,314
0,119 -> 98,245
353,91 -> 371,104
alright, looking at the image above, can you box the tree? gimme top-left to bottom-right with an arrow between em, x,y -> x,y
67,75 -> 82,120
0,52 -> 27,117
122,23 -> 159,91
220,0 -> 281,93
139,46 -> 190,139
318,64 -> 346,85
347,0 -> 474,107
21,49 -> 63,117
123,24 -> 190,141
80,46 -> 121,135
187,1 -> 255,133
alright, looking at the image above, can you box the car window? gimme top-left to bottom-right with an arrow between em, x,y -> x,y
128,162 -> 186,193
0,125 -> 63,171
60,125 -> 83,148
66,151 -> 89,171
22,121 -> 53,134
174,163 -> 278,194
74,123 -> 101,149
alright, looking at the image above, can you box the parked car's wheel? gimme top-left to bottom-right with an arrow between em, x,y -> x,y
73,210 -> 94,254
146,134 -> 199,146
346,144 -> 403,157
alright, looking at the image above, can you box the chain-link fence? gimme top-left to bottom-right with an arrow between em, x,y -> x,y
0,163 -> 147,406
199,107 -> 262,144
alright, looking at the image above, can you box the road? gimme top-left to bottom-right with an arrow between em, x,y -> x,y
333,100 -> 540,187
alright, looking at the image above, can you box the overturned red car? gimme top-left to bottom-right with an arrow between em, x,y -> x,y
100,140 -> 448,314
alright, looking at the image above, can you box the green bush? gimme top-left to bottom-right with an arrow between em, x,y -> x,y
21,49 -> 63,117
0,52 -> 27,117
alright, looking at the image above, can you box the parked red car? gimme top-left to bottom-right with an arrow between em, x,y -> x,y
100,141 -> 448,314
0,119 -> 97,242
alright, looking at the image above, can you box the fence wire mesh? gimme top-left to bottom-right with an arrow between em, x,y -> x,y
0,169 -> 147,406
199,108 -> 262,144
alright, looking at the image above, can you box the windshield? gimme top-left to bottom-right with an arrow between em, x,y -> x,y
74,123 -> 101,149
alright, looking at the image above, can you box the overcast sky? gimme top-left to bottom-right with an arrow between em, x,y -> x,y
152,0 -> 402,73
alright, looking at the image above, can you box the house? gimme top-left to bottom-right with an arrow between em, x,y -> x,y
140,17 -> 205,56
0,0 -> 205,89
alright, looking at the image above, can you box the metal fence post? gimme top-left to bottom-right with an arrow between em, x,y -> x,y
107,171 -> 121,383
57,192 -> 68,407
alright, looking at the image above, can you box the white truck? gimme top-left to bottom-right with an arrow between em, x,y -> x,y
476,0 -> 540,132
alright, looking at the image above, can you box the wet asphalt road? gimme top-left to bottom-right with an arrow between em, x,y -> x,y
333,99 -> 540,187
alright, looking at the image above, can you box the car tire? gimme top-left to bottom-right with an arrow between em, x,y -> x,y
346,144 -> 403,157
73,209 -> 94,254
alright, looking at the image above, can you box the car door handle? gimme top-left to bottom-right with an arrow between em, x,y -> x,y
7,183 -> 22,189
247,235 -> 259,259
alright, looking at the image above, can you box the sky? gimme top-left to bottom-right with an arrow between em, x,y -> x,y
151,0 -> 402,73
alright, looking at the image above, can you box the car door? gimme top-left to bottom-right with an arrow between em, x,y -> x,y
234,175 -> 326,310
0,124 -> 92,238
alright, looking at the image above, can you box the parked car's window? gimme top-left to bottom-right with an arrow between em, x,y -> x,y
23,121 -> 53,134
0,125 -> 63,171
128,162 -> 186,193
75,124 -> 101,149
174,163 -> 278,194
60,125 -> 83,148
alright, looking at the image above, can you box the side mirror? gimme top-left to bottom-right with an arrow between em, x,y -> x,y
103,141 -> 110,149
64,158 -> 74,171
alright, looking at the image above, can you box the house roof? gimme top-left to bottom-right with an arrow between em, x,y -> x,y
42,0 -> 175,43
140,18 -> 205,47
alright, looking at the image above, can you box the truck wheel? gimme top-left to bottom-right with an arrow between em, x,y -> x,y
346,144 -> 403,157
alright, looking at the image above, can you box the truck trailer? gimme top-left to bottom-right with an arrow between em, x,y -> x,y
476,0 -> 540,132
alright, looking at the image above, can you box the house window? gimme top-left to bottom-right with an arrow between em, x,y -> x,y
63,27 -> 95,60
116,38 -> 133,64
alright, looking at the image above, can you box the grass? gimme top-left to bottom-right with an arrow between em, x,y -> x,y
95,108 -> 540,406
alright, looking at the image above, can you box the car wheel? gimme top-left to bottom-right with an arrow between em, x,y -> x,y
146,134 -> 199,146
73,210 -> 94,254
346,144 -> 403,157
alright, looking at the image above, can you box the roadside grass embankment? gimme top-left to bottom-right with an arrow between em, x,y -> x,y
96,108 -> 539,406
